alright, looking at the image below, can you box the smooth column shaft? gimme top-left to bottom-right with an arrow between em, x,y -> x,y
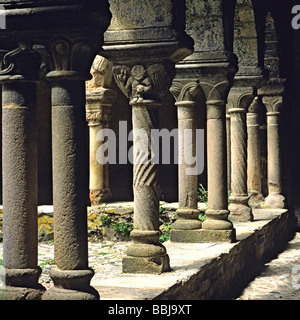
247,112 -> 261,195
206,104 -> 228,210
51,80 -> 88,270
3,83 -> 37,268
2,82 -> 45,299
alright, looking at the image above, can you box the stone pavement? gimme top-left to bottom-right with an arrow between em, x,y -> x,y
237,231 -> 300,300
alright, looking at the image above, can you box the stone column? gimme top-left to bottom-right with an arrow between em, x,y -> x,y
262,95 -> 285,209
201,81 -> 236,242
169,81 -> 202,242
1,79 -> 45,299
226,108 -> 231,191
127,100 -> 170,273
247,97 -> 264,204
228,89 -> 254,222
43,75 -> 99,300
41,34 -> 112,299
101,0 -> 193,271
0,44 -> 45,300
112,63 -> 175,273
86,87 -> 116,206
258,80 -> 286,209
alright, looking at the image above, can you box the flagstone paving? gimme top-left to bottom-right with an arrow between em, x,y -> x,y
237,232 -> 300,300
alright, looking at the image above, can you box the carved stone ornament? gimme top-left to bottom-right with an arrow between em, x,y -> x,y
113,63 -> 175,103
34,37 -> 97,81
0,41 -> 42,81
170,80 -> 202,102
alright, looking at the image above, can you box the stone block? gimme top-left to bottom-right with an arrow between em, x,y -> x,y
122,255 -> 171,274
170,229 -> 236,243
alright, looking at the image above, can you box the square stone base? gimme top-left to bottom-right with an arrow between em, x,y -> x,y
122,254 -> 171,274
170,229 -> 236,243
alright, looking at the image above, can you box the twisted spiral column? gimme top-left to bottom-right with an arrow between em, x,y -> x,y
228,107 -> 253,222
123,101 -> 170,274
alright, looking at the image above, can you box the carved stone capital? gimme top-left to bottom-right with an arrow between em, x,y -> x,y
262,96 -> 283,114
86,88 -> 116,126
0,41 -> 42,82
87,56 -> 113,89
113,61 -> 175,104
170,80 -> 201,103
200,80 -> 233,104
34,36 -> 98,81
227,87 -> 254,114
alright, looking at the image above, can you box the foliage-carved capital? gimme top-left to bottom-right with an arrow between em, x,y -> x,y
227,89 -> 254,113
199,80 -> 233,104
169,80 -> 202,103
34,36 -> 98,81
262,96 -> 283,113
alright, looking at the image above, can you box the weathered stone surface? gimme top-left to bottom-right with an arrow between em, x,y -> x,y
259,80 -> 286,209
91,210 -> 297,300
1,80 -> 46,299
247,97 -> 263,201
171,229 -> 235,243
169,81 -> 202,239
122,255 -> 171,274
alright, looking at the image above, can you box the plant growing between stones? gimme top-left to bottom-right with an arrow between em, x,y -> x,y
159,223 -> 174,243
198,184 -> 208,203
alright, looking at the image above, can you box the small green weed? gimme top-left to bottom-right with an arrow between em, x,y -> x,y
99,252 -> 112,256
39,259 -> 56,271
159,223 -> 174,243
112,222 -> 133,237
198,184 -> 208,203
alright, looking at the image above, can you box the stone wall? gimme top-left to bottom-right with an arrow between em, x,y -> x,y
155,209 -> 296,300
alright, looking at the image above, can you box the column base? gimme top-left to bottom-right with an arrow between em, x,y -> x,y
265,193 -> 285,209
228,195 -> 253,222
0,267 -> 45,300
0,286 -> 45,300
201,209 -> 236,242
42,268 -> 99,300
123,230 -> 171,274
122,254 -> 171,274
248,192 -> 265,208
173,208 -> 202,230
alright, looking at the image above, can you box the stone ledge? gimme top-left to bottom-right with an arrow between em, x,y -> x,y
170,228 -> 236,243
91,209 -> 296,300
